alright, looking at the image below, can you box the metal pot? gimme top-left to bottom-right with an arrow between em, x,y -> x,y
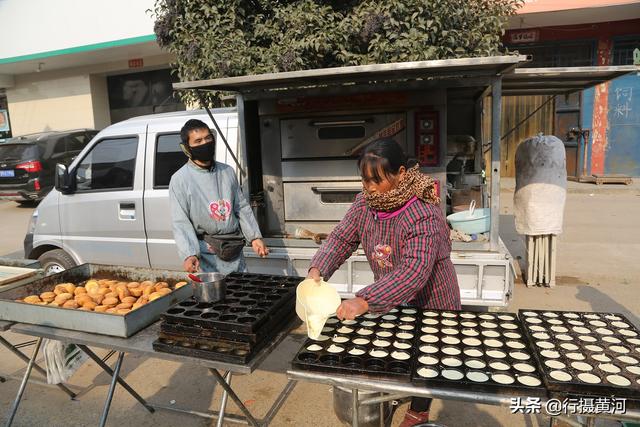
190,272 -> 226,302
333,386 -> 392,427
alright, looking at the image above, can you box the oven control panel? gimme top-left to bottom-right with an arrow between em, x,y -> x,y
415,111 -> 440,167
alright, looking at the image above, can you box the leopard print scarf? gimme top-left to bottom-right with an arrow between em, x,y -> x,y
363,165 -> 440,211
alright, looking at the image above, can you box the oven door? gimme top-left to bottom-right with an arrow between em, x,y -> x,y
280,112 -> 406,160
283,181 -> 363,222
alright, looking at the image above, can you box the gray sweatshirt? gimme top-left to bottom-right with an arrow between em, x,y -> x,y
169,160 -> 262,261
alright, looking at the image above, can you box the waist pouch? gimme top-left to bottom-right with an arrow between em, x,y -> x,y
202,231 -> 246,261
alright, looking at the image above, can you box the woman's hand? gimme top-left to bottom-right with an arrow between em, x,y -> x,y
336,297 -> 369,320
251,239 -> 270,257
307,267 -> 322,283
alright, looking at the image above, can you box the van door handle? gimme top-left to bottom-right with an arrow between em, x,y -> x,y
119,202 -> 136,220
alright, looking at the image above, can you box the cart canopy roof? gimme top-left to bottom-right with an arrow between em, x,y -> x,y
173,55 -> 638,98
501,66 -> 638,96
173,55 -> 526,95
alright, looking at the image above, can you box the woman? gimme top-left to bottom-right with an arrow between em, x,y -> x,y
308,138 -> 461,427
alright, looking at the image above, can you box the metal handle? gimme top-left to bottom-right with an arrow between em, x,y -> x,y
119,202 -> 136,220
468,199 -> 476,217
311,187 -> 362,194
310,120 -> 370,126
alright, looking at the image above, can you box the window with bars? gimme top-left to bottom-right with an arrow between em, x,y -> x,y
508,41 -> 596,68
612,36 -> 640,65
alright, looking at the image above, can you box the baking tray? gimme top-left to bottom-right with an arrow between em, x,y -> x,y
519,309 -> 640,399
0,257 -> 42,292
0,264 -> 192,337
161,273 -> 299,333
292,307 -> 420,380
410,310 -> 547,397
160,298 -> 295,345
159,330 -> 252,351
153,312 -> 298,364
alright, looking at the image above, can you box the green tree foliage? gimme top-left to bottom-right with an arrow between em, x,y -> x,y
153,0 -> 523,105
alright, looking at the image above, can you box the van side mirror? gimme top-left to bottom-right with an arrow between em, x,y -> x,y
55,163 -> 73,194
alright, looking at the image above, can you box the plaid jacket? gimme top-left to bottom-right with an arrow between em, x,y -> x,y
310,194 -> 461,313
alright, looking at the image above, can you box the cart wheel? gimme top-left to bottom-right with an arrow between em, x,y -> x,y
38,249 -> 77,276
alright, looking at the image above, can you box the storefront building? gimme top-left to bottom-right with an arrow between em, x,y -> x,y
0,0 -> 184,140
504,0 -> 640,177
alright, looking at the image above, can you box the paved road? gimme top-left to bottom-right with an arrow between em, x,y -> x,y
0,200 -> 34,258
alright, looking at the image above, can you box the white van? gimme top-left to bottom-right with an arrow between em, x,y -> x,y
24,108 -> 240,275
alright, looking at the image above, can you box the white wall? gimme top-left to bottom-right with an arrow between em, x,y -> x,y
7,74 -> 95,135
90,75 -> 111,130
6,53 -> 174,135
0,0 -> 157,59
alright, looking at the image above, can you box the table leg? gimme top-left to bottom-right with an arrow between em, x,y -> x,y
99,352 -> 125,427
77,345 -> 154,414
261,379 -> 297,425
0,335 -> 76,399
526,235 -> 534,286
352,388 -> 360,427
549,234 -> 557,287
209,369 -> 260,427
4,337 -> 42,427
216,371 -> 232,427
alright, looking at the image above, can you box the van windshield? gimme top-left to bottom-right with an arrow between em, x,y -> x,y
0,143 -> 39,161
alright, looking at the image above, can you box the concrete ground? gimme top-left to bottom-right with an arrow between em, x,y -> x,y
0,180 -> 639,427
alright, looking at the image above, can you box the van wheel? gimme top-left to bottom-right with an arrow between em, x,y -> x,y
38,250 -> 77,276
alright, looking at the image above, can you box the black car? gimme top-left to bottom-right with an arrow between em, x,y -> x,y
0,129 -> 98,204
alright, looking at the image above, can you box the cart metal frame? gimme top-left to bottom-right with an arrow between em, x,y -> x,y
4,321 -> 297,427
287,368 -> 640,427
0,320 -> 76,403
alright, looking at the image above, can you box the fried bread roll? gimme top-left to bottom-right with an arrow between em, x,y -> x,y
121,296 -> 137,304
83,301 -> 98,310
102,297 -> 119,307
75,294 -> 93,306
24,295 -> 42,304
63,300 -> 79,309
54,293 -> 73,305
154,282 -> 169,292
40,292 -> 56,303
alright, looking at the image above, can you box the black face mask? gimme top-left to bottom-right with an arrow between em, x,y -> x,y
188,142 -> 215,163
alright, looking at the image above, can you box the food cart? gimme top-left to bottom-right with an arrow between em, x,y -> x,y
171,56 -> 639,426
174,56 -> 636,309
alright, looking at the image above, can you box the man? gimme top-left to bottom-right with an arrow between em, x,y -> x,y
169,119 -> 269,274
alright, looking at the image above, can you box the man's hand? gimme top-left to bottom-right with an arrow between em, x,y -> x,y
251,239 -> 269,257
307,267 -> 322,283
183,256 -> 199,273
336,297 -> 369,320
